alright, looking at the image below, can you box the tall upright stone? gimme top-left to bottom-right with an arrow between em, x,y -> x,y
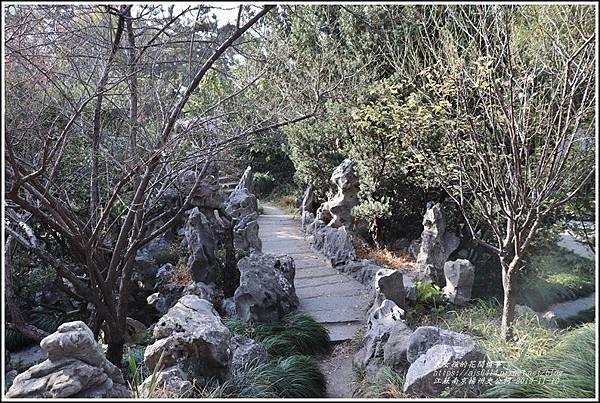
328,159 -> 359,229
415,203 -> 460,285
443,259 -> 475,306
185,208 -> 218,283
226,166 -> 262,252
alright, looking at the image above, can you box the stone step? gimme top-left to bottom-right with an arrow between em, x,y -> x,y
300,306 -> 364,324
296,274 -> 358,289
296,282 -> 367,299
326,321 -> 364,342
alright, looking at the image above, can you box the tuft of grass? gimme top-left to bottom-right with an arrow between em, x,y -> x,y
200,355 -> 326,398
516,248 -> 594,311
224,312 -> 330,356
484,323 -> 596,398
354,366 -> 406,398
168,265 -> 193,286
153,244 -> 184,267
122,346 -> 148,386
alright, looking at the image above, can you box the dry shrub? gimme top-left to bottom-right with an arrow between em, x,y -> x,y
168,265 -> 193,286
277,195 -> 296,209
353,236 -> 414,271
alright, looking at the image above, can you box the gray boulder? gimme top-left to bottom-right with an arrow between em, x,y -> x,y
403,344 -> 485,396
382,321 -> 413,371
415,203 -> 460,285
139,365 -> 193,398
443,259 -> 475,306
337,259 -> 382,287
300,185 -> 315,214
354,299 -> 405,371
306,219 -> 356,266
229,335 -> 270,372
144,295 -> 231,379
234,253 -> 299,323
373,268 -> 405,309
403,274 -> 417,304
406,326 -> 476,364
315,201 -> 333,223
185,207 -> 219,283
6,321 -> 130,398
167,164 -> 226,210
328,159 -> 359,228
225,168 -> 262,252
301,211 -> 315,230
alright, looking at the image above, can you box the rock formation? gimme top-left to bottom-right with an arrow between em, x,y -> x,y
327,159 -> 359,228
354,299 -> 406,376
415,203 -> 460,285
184,207 -> 219,283
229,335 -> 270,372
144,295 -> 231,379
373,268 -> 405,309
443,259 -> 475,306
225,166 -> 262,252
6,321 -> 131,398
305,219 -> 356,266
233,253 -> 299,323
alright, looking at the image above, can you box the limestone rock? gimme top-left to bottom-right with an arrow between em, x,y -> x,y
140,365 -> 193,398
373,268 -> 405,309
354,299 -> 405,370
185,207 -> 218,283
403,344 -> 485,396
382,321 -> 414,371
234,253 -> 299,323
6,321 -> 130,398
337,259 -> 382,287
443,259 -> 475,306
328,159 -> 359,228
300,185 -> 315,214
229,335 -> 270,372
406,326 -> 476,364
415,203 -> 460,285
144,295 -> 231,379
225,167 -> 262,252
306,219 -> 356,266
315,201 -> 333,224
403,274 -> 417,304
126,317 -> 147,344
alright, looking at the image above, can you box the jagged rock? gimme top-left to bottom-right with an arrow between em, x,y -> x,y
300,185 -> 315,214
403,344 -> 486,396
221,297 -> 236,317
415,203 -> 460,285
373,268 -> 405,309
315,201 -> 333,223
234,253 -> 299,323
337,259 -> 382,287
408,239 -> 421,260
229,335 -> 270,372
6,321 -> 130,398
354,299 -> 405,371
403,274 -> 418,304
134,236 -> 173,291
406,326 -> 476,364
301,211 -> 315,230
306,219 -> 355,266
126,317 -> 147,343
232,213 -> 262,251
225,167 -> 262,252
443,259 -> 475,306
149,260 -> 216,315
185,207 -> 218,283
234,166 -> 253,193
166,163 -> 226,210
328,159 -> 359,228
144,295 -> 231,379
140,365 -> 193,398
383,321 -> 414,371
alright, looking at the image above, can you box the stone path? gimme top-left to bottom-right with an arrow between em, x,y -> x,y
542,292 -> 596,319
258,204 -> 369,397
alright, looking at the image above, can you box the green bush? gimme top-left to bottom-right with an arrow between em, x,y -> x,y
153,244 -> 184,267
252,172 -> 276,198
224,312 -> 330,356
414,281 -> 444,311
122,347 -> 148,386
201,355 -> 326,398
484,323 -> 596,398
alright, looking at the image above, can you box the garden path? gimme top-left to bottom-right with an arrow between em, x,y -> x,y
258,204 -> 370,397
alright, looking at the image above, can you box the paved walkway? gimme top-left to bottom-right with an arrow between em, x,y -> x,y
258,204 -> 370,342
258,204 -> 370,397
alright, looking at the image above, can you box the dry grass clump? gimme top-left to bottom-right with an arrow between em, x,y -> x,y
168,265 -> 193,286
353,236 -> 414,271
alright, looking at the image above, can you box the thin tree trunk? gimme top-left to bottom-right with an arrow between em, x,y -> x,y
500,258 -> 517,341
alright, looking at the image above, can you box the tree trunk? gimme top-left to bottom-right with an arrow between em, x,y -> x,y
500,259 -> 517,341
105,322 -> 126,366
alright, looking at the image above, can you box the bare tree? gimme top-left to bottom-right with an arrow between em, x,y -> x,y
411,5 -> 596,341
